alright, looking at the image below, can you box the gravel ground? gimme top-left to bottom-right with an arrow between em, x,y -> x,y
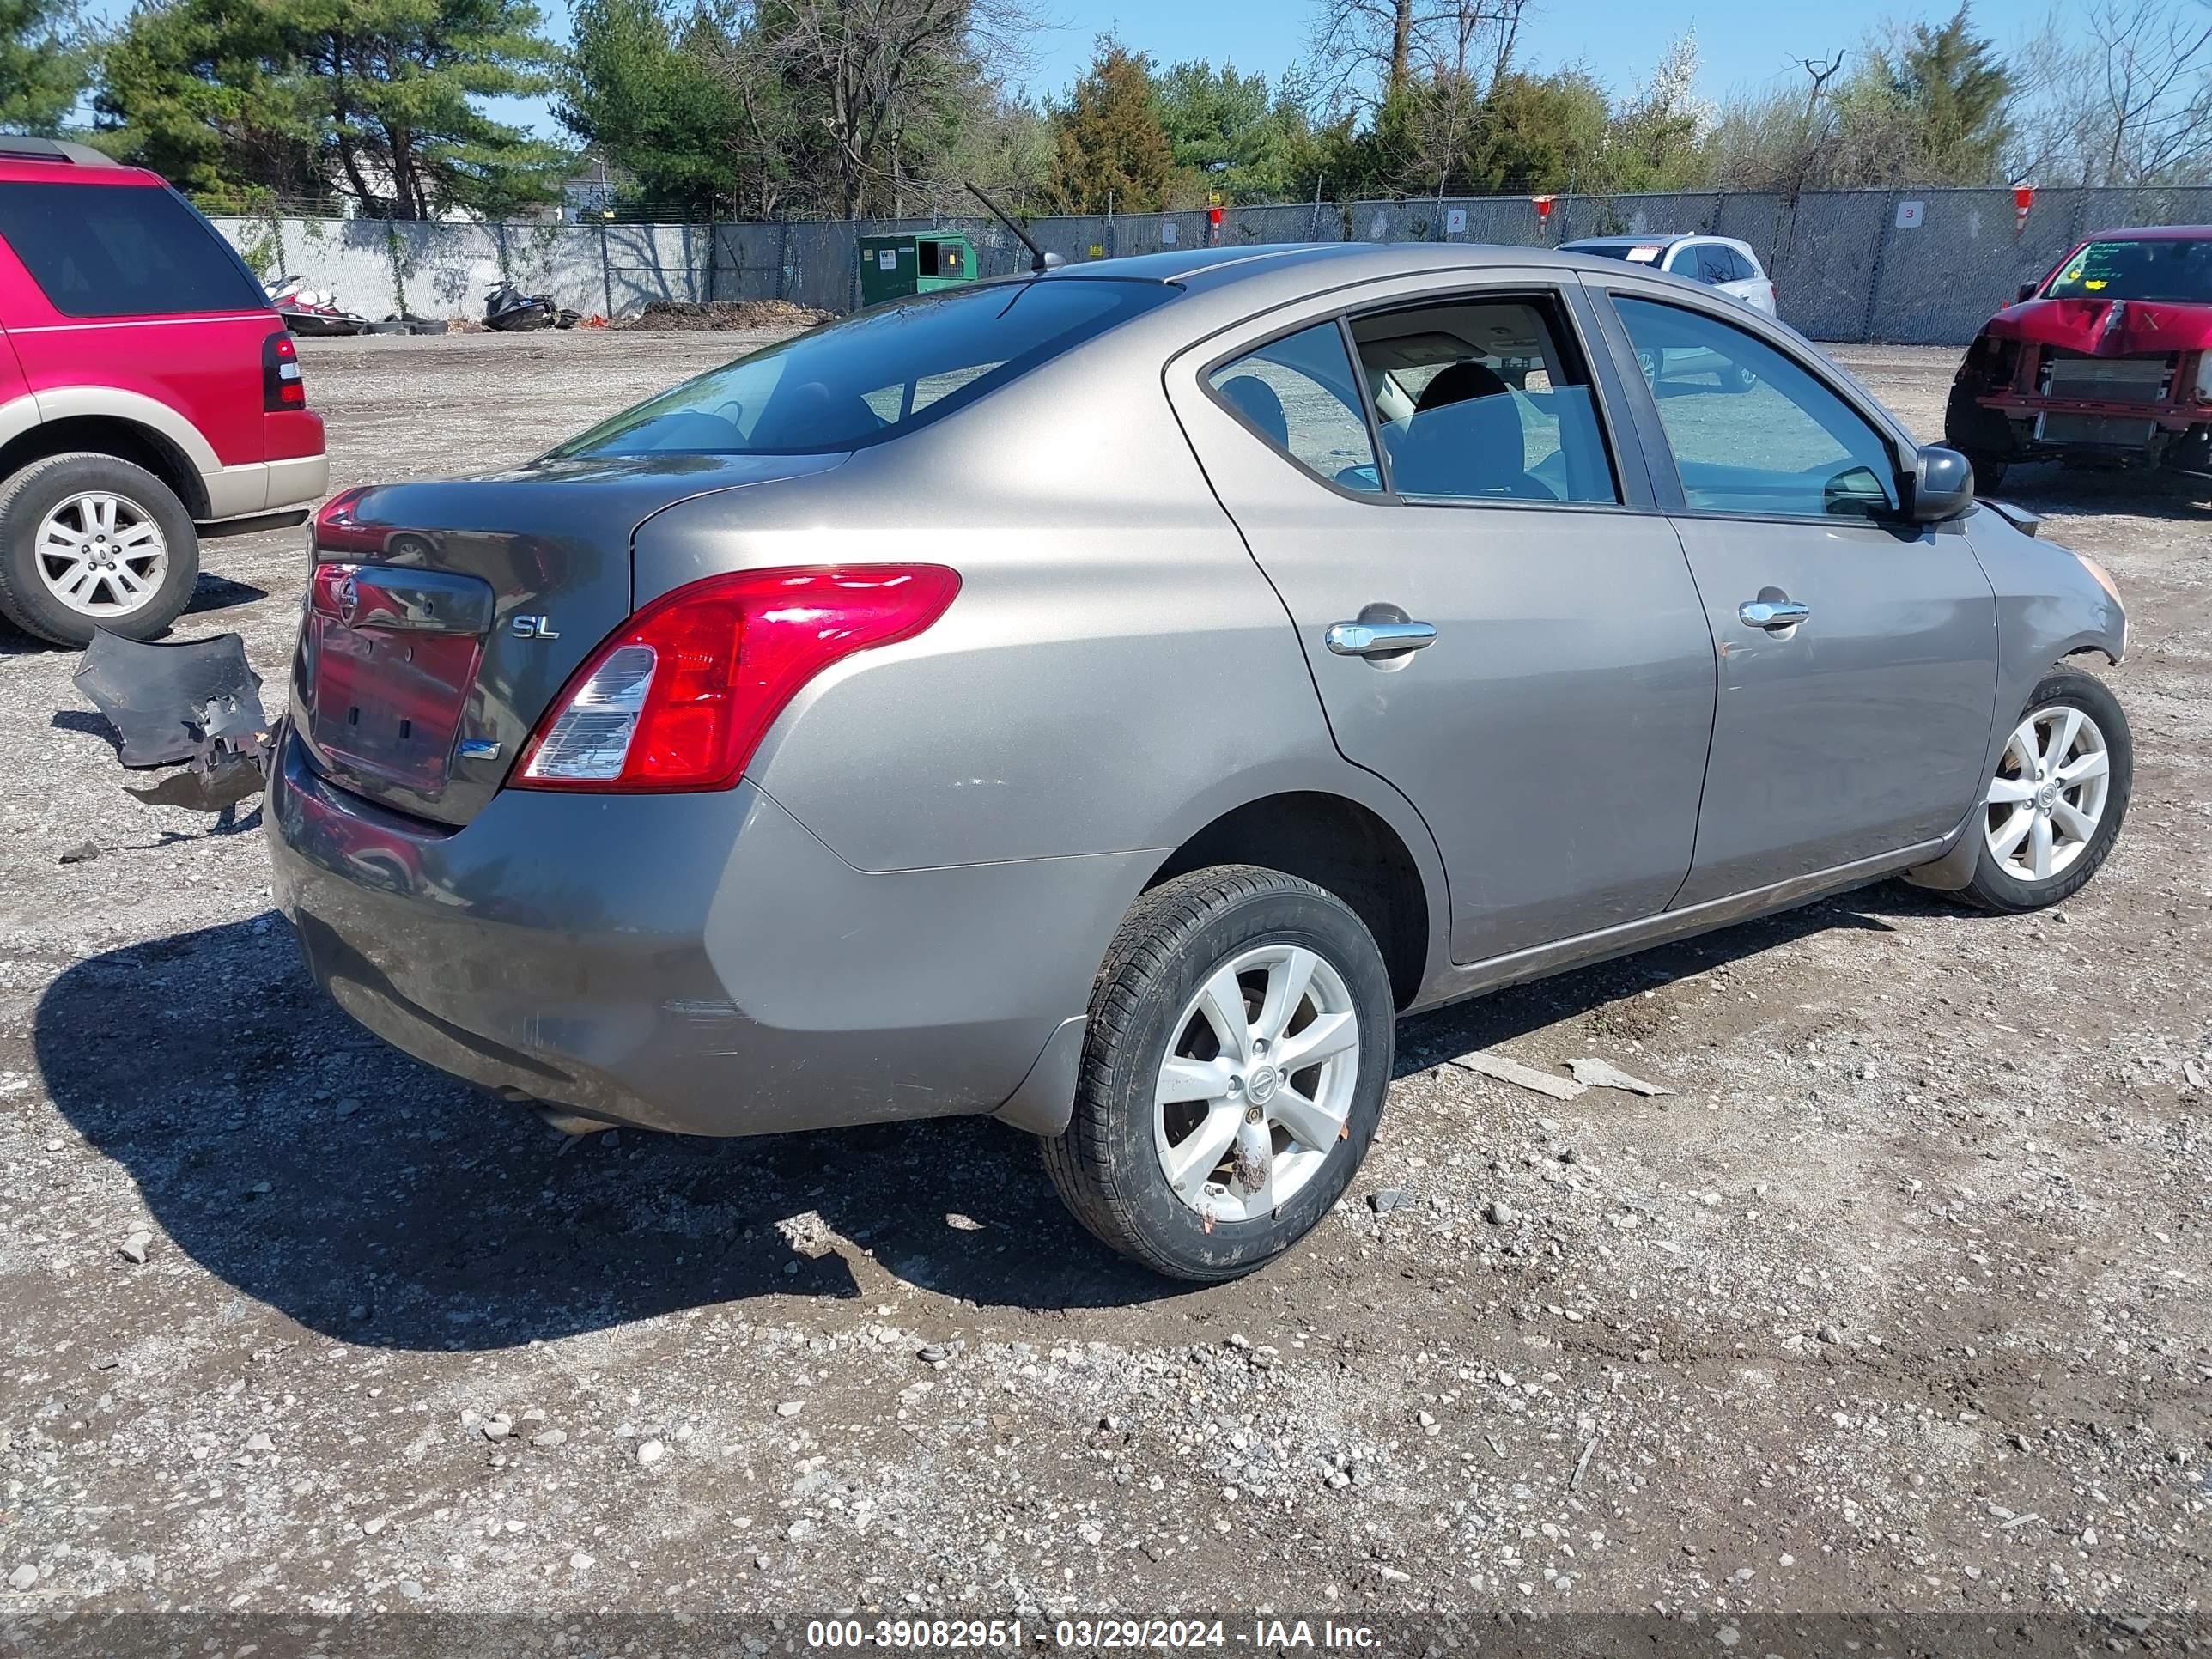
1,332 -> 2207,1632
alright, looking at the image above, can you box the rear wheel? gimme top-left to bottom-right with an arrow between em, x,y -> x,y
1043,866 -> 1393,1282
1964,668 -> 2131,912
0,452 -> 200,647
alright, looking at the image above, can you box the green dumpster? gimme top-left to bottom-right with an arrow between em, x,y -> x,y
858,231 -> 980,306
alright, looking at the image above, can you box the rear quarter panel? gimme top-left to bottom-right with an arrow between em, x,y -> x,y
631,337 -> 1360,871
629,319 -> 1450,919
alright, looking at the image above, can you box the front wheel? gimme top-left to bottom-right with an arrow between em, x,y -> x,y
1965,668 -> 2132,912
0,452 -> 201,647
1043,866 -> 1394,1282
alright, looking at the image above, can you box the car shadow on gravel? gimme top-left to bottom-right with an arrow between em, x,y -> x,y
183,572 -> 269,616
1391,884 -> 1934,1070
1989,465 -> 2212,521
36,888 -> 1948,1349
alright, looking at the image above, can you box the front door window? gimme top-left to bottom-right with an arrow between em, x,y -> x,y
1615,297 -> 1900,520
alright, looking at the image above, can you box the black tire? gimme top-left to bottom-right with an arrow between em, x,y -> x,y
1960,450 -> 2009,492
1962,667 -> 2132,913
0,452 -> 201,647
1043,866 -> 1395,1282
1722,362 -> 1759,395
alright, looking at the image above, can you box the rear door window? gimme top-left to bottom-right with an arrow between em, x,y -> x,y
1206,322 -> 1382,493
0,182 -> 267,318
1695,245 -> 1735,285
1348,294 -> 1620,504
556,278 -> 1175,458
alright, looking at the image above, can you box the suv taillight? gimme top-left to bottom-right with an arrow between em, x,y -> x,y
512,565 -> 961,793
264,330 -> 304,411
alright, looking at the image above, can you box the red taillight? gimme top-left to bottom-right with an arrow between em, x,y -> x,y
263,329 -> 305,411
312,487 -> 376,556
512,565 -> 962,793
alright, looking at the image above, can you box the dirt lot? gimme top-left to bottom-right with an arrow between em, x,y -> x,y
0,332 -> 2206,1634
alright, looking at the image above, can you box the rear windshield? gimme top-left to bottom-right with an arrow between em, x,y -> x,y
0,181 -> 267,319
551,278 -> 1175,459
1571,242 -> 1669,264
2045,239 -> 2212,304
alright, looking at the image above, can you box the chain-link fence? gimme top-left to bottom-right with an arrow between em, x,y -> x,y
215,186 -> 2212,343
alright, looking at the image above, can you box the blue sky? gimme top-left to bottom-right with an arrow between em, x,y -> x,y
498,0 -> 2057,133
1012,0 -> 2053,104
89,0 -> 2060,137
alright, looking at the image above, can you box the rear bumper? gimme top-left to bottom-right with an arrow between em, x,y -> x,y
264,729 -> 1140,1137
201,450 -> 331,520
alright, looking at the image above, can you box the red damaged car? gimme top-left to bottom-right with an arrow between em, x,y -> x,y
1945,225 -> 2212,489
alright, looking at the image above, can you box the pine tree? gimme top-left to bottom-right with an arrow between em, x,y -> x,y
1048,37 -> 1179,214
0,0 -> 90,135
1881,4 -> 2012,183
96,0 -> 566,217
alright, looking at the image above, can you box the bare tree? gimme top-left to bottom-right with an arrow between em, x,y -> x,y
1705,50 -> 1853,195
722,0 -> 1042,219
2002,0 -> 2212,185
1305,0 -> 1532,118
2050,0 -> 2212,183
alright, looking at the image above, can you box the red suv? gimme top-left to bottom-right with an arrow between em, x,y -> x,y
1945,224 -> 2212,489
0,137 -> 327,646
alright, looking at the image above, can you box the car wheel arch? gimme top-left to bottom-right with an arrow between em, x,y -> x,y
0,412 -> 210,520
2063,640 -> 2120,667
1143,789 -> 1437,1011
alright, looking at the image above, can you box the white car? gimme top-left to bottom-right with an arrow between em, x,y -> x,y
1560,234 -> 1778,315
1562,234 -> 1778,392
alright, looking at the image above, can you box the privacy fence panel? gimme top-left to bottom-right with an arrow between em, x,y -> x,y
218,188 -> 2212,344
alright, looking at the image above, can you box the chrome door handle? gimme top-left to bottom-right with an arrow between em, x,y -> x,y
1738,599 -> 1811,631
1326,619 -> 1438,657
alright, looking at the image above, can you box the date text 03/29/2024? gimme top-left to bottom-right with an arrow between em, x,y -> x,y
803,1618 -> 1382,1650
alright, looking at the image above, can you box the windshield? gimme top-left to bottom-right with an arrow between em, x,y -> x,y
550,279 -> 1175,459
2044,239 -> 2212,304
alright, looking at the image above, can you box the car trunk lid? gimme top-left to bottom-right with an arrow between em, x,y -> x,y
290,452 -> 847,827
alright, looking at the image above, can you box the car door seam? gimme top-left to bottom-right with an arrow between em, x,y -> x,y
1156,366 -> 1458,934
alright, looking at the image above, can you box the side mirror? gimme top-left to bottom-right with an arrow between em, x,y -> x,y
2015,281 -> 2038,302
1040,251 -> 1067,270
1911,444 -> 1977,521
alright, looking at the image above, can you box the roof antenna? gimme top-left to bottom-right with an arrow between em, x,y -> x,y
969,184 -> 1062,273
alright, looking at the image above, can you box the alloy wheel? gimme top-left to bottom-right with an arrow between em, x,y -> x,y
1984,703 -> 2112,883
1152,943 -> 1362,1224
34,491 -> 170,618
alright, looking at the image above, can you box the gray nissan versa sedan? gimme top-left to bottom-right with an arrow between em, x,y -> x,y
268,243 -> 2131,1281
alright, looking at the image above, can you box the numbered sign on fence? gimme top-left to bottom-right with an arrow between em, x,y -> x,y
1445,209 -> 1467,236
1895,200 -> 1924,229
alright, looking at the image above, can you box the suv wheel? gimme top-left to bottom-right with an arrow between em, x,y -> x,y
1964,668 -> 2132,912
1043,866 -> 1393,1281
0,452 -> 201,647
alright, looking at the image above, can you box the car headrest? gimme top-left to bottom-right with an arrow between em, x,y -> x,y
1413,360 -> 1512,414
1217,374 -> 1291,450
